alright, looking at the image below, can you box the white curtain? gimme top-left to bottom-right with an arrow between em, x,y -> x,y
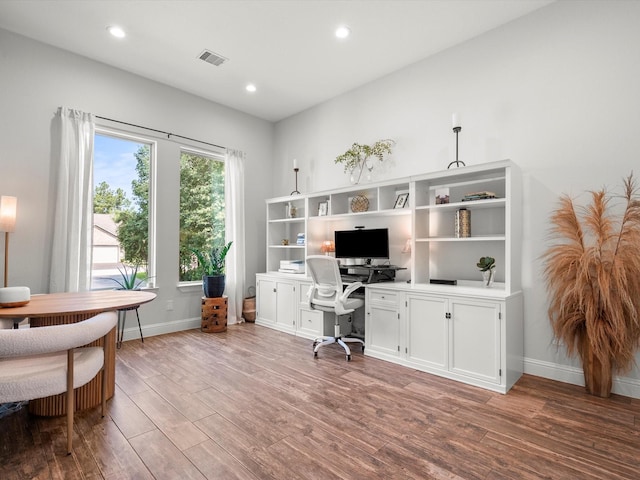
49,107 -> 95,293
225,148 -> 246,324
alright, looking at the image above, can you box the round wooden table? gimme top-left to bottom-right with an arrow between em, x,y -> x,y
0,290 -> 156,416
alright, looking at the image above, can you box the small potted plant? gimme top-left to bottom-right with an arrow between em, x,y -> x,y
193,241 -> 233,298
476,256 -> 496,287
110,263 -> 147,290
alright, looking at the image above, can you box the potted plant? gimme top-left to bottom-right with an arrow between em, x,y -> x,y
109,263 -> 148,290
193,241 -> 233,298
476,256 -> 496,287
335,139 -> 394,184
542,173 -> 640,397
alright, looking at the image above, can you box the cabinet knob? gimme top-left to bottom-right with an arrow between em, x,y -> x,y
273,288 -> 277,293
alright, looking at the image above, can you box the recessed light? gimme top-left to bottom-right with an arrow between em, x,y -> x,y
107,26 -> 126,39
245,83 -> 257,93
335,25 -> 351,39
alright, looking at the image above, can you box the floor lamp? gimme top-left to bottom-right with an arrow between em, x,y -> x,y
0,196 -> 17,287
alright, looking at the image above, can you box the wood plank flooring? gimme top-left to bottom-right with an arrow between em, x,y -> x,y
1,323 -> 639,479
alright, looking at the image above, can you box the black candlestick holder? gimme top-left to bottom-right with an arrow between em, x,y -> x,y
448,126 -> 466,169
290,167 -> 300,195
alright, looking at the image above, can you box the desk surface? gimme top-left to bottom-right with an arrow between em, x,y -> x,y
0,290 -> 156,318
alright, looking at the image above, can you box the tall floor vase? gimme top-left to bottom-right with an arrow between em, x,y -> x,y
580,331 -> 613,397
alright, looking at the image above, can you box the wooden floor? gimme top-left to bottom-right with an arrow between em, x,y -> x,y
1,323 -> 639,479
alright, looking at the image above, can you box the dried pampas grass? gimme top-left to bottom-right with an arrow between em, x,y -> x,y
543,173 -> 640,395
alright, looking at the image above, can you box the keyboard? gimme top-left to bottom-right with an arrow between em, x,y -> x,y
341,275 -> 366,283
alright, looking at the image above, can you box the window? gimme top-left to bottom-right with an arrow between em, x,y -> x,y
92,132 -> 155,289
179,149 -> 225,281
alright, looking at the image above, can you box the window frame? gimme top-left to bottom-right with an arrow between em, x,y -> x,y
178,146 -> 226,286
93,127 -> 157,290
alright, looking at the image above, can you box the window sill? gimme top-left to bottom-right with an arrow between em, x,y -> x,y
177,281 -> 203,293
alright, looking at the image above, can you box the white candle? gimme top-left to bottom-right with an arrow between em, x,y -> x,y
293,158 -> 298,169
452,113 -> 460,128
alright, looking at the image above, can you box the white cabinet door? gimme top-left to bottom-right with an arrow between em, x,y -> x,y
406,293 -> 448,369
274,280 -> 296,333
449,299 -> 501,384
256,277 -> 277,325
366,303 -> 400,358
256,276 -> 296,333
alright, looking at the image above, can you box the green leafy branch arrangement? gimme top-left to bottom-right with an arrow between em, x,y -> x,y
335,139 -> 395,183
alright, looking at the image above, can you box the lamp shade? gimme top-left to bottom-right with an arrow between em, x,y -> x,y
320,240 -> 335,254
0,196 -> 17,233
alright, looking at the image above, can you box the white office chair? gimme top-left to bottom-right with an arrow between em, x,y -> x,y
306,255 -> 365,361
0,311 -> 117,454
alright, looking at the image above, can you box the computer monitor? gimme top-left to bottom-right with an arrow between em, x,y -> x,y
334,228 -> 389,262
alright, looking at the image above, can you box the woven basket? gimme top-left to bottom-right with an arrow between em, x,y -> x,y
243,296 -> 256,322
350,194 -> 369,213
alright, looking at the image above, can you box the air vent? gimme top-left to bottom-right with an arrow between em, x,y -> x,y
198,49 -> 228,67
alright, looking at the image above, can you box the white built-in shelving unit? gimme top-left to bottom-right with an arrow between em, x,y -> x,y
257,160 -> 523,393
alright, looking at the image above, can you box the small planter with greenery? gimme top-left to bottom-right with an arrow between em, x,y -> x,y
109,263 -> 148,290
193,241 -> 233,298
476,256 -> 496,287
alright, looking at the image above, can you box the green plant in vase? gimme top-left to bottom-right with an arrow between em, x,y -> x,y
477,256 -> 496,287
193,241 -> 233,298
335,139 -> 395,184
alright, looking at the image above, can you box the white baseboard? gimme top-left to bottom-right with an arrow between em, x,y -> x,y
524,357 -> 640,399
118,316 -> 201,343
119,315 -> 246,344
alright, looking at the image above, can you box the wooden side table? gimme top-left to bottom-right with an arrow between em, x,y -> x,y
201,296 -> 227,332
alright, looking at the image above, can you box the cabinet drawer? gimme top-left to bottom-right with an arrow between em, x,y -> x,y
298,307 -> 324,337
368,290 -> 397,305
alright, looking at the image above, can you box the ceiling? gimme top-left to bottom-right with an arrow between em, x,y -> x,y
0,0 -> 554,122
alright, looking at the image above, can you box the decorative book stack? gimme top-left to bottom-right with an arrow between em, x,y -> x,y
462,191 -> 496,201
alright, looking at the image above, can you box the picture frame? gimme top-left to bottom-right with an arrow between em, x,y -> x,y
394,193 -> 409,209
318,201 -> 328,216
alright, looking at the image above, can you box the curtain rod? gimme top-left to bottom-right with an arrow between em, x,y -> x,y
95,115 -> 225,150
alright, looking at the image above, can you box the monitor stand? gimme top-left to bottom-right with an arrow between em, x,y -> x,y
340,264 -> 406,284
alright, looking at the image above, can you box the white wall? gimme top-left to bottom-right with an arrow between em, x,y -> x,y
0,29 -> 271,332
273,1 -> 640,396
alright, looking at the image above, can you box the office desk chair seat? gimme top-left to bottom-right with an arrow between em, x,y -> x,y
306,255 -> 365,361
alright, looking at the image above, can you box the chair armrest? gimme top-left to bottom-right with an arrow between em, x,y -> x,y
340,282 -> 364,303
307,285 -> 316,310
